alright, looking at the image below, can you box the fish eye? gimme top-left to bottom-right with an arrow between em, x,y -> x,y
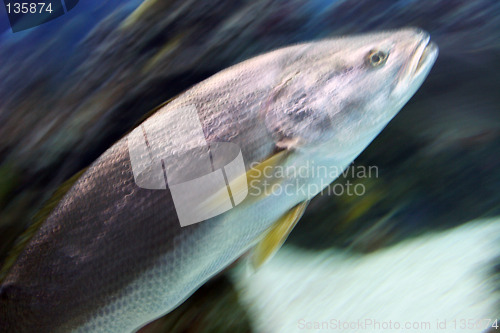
366,50 -> 388,67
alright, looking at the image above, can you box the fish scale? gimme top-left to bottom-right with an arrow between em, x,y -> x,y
0,28 -> 437,332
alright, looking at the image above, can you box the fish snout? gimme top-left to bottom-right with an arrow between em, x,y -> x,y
409,30 -> 438,78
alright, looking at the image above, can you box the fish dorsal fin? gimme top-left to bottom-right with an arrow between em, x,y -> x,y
251,200 -> 309,270
0,168 -> 87,283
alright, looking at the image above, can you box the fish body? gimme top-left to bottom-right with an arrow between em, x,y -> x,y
0,28 -> 437,332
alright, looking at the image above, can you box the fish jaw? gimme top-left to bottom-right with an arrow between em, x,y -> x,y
393,30 -> 439,111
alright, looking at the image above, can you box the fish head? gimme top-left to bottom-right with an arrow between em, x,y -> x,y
264,28 -> 438,158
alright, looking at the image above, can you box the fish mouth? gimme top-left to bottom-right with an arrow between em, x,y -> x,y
410,34 -> 438,77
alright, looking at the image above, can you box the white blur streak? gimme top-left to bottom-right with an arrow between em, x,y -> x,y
231,219 -> 500,333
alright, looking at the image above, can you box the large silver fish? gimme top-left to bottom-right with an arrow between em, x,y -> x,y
0,28 -> 437,332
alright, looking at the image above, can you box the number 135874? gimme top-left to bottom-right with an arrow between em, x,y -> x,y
6,2 -> 53,14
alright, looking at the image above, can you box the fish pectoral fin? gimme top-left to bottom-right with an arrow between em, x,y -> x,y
200,150 -> 289,215
235,148 -> 290,202
251,200 -> 310,270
